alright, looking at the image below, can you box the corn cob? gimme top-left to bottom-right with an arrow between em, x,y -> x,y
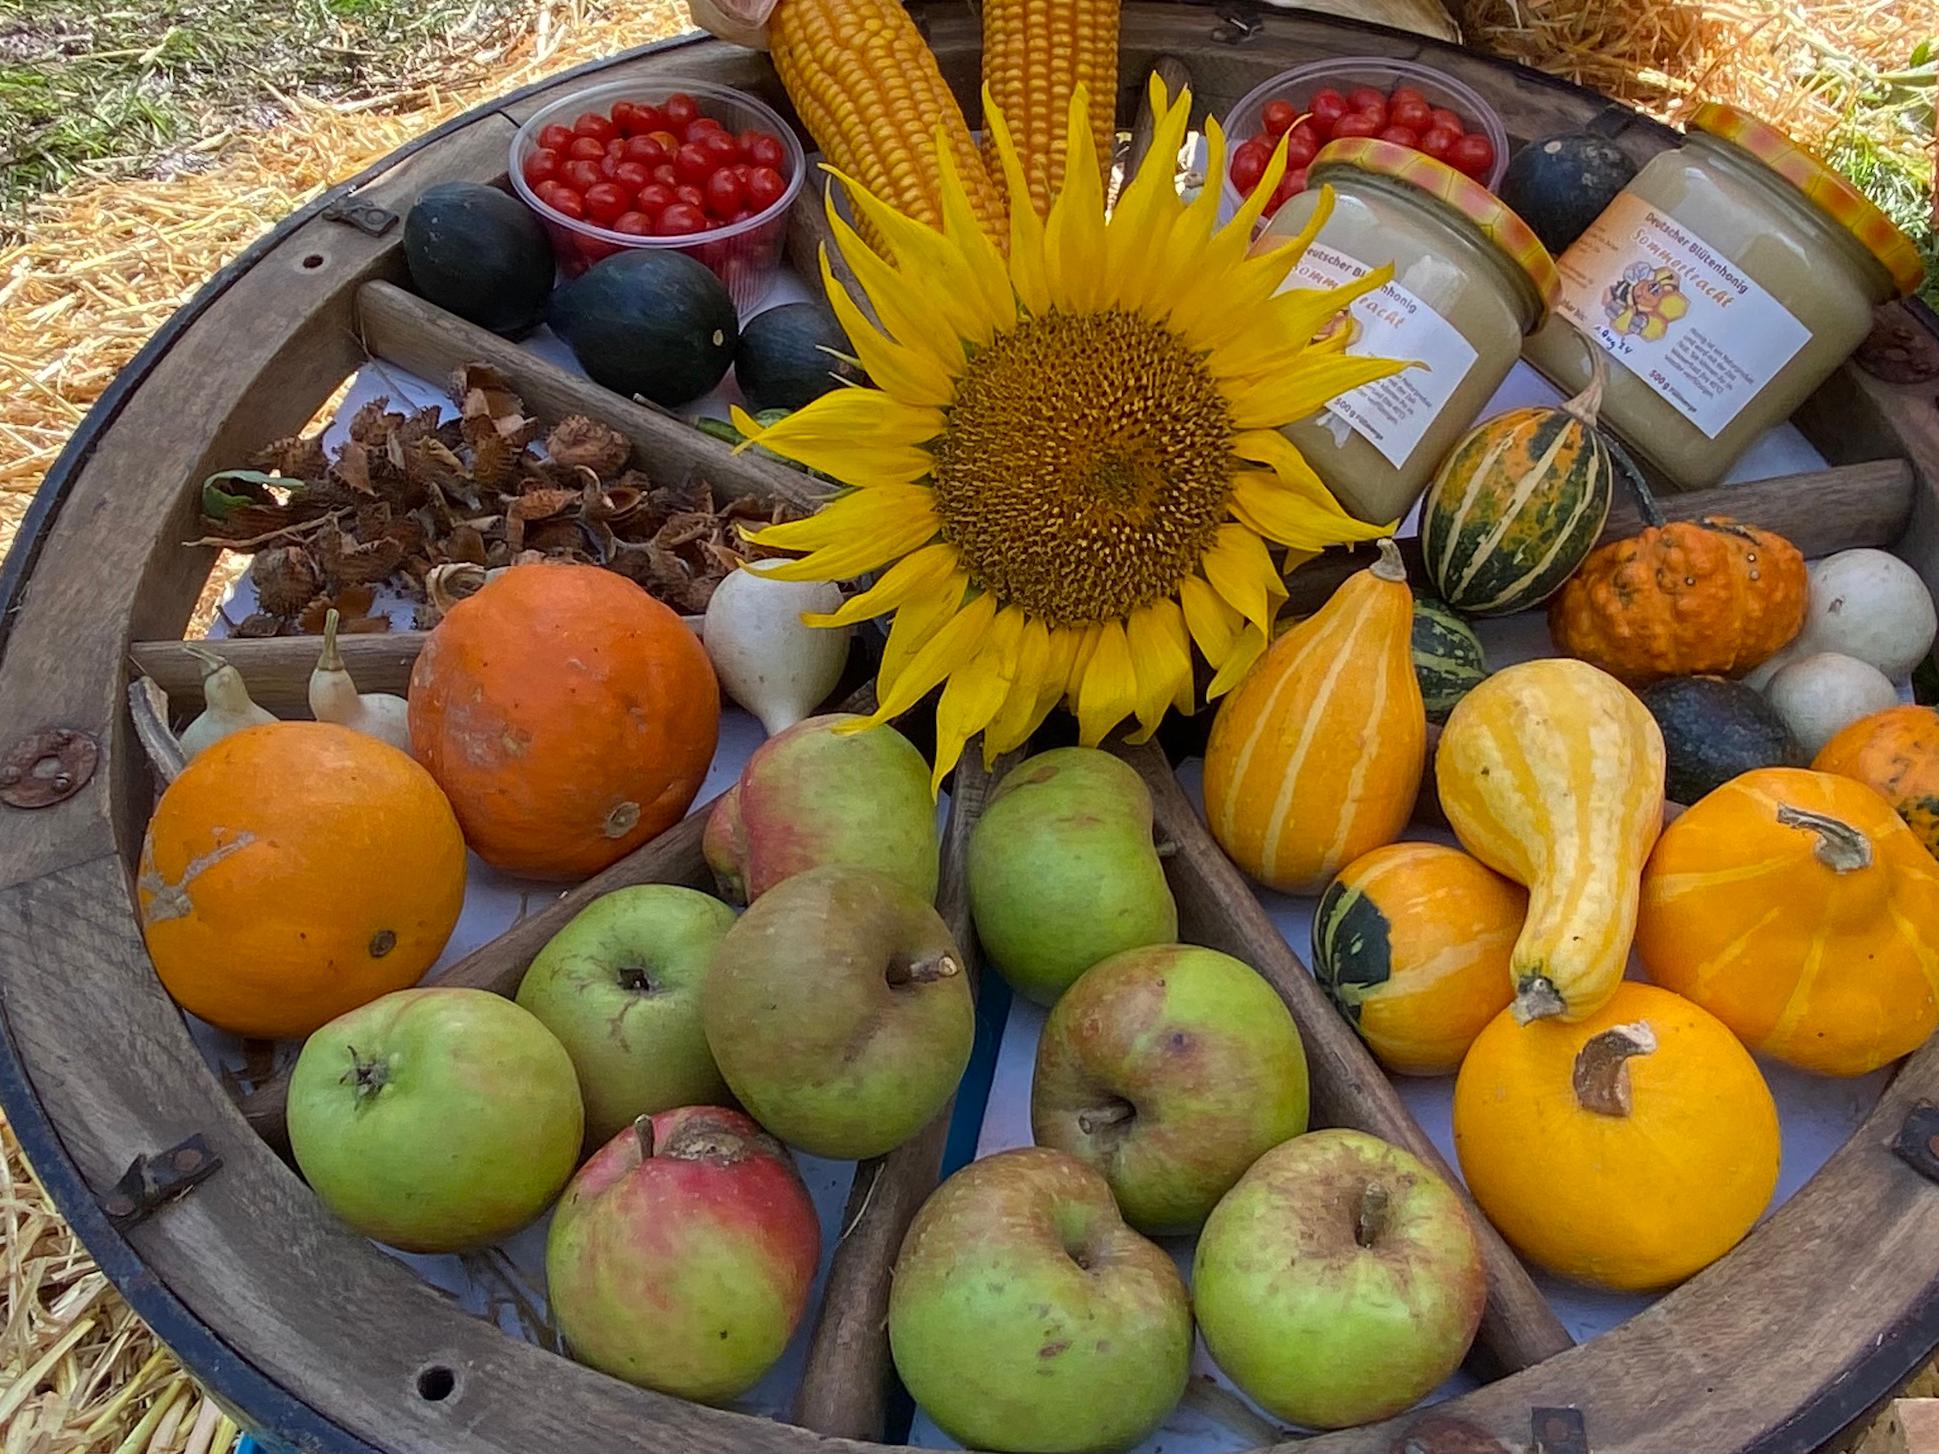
980,0 -> 1120,218
768,0 -> 1007,254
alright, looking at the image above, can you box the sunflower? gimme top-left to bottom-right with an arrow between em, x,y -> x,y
734,77 -> 1407,788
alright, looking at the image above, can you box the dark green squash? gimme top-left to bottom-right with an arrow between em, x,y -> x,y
1500,134 -> 1640,255
548,249 -> 738,407
403,183 -> 554,336
1411,596 -> 1488,725
1638,675 -> 1806,805
735,302 -> 863,412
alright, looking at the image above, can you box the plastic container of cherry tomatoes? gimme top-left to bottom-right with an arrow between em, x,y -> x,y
510,77 -> 805,313
1219,58 -> 1509,222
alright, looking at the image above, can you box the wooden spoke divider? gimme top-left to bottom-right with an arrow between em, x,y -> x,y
5,10 -> 1939,1454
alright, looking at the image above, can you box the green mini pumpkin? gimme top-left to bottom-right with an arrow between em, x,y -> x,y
1420,349 -> 1613,617
1411,596 -> 1488,724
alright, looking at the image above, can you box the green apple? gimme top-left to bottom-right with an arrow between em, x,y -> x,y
515,884 -> 737,1146
1193,1128 -> 1487,1429
547,1106 -> 822,1403
888,1146 -> 1192,1454
968,748 -> 1177,1004
703,713 -> 938,905
287,987 -> 583,1252
1031,943 -> 1308,1235
703,864 -> 971,1159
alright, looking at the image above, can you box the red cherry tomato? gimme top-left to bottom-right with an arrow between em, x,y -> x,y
732,162 -> 754,184
742,131 -> 786,169
729,207 -> 756,224
560,159 -> 604,192
599,151 -> 626,179
1378,124 -> 1421,149
662,93 -> 699,130
1390,85 -> 1426,107
1331,112 -> 1381,140
1347,86 -> 1388,119
1431,107 -> 1466,135
704,168 -> 746,217
612,160 -> 654,191
1390,96 -> 1434,132
1419,126 -> 1460,161
1229,138 -> 1272,195
621,135 -> 666,165
584,181 -> 631,225
1448,133 -> 1496,177
579,237 -> 621,264
533,178 -> 565,204
522,148 -> 561,186
1283,131 -> 1319,168
610,102 -> 640,135
1261,98 -> 1298,137
673,143 -> 714,184
647,129 -> 682,155
745,165 -> 787,211
537,123 -> 574,152
1309,89 -> 1349,134
650,162 -> 680,188
635,182 -> 675,213
685,115 -> 725,140
566,135 -> 606,162
632,102 -> 667,135
572,112 -> 617,143
658,201 -> 708,236
698,130 -> 740,167
675,183 -> 707,210
548,187 -> 586,220
613,210 -> 655,236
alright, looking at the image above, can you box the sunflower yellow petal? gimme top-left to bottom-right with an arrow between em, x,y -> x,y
1126,601 -> 1192,743
1226,351 -> 1414,430
878,576 -> 969,702
1202,521 -> 1286,633
934,129 -> 1017,336
1075,617 -> 1136,747
982,88 -> 1050,317
930,606 -> 1025,792
984,614 -> 1052,760
1178,574 -> 1240,664
800,542 -> 963,627
1153,597 -> 1196,712
1229,470 -> 1391,551
824,190 -> 967,377
1207,624 -> 1268,698
1103,85 -> 1192,316
732,391 -> 944,483
816,248 -> 958,408
831,166 -> 1000,351
1203,265 -> 1397,380
867,589 -> 999,723
745,485 -> 941,581
1034,623 -> 1083,723
1042,86 -> 1108,314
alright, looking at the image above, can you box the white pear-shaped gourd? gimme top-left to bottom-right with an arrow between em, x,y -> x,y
1764,651 -> 1900,757
309,609 -> 413,755
702,569 -> 851,735
179,646 -> 276,760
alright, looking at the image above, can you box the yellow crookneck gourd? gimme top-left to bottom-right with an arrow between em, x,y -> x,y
1435,657 -> 1666,1023
1203,537 -> 1424,897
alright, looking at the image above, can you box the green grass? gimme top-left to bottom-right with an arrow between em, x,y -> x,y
0,0 -> 526,225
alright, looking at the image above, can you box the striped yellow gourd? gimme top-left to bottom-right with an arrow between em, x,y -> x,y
1435,658 -> 1666,1024
768,0 -> 1007,252
1202,538 -> 1424,896
979,0 -> 1120,219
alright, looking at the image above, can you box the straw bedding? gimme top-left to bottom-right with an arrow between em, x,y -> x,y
0,0 -> 1931,1449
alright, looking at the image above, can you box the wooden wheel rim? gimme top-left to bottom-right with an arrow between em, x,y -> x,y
2,8 -> 1937,1453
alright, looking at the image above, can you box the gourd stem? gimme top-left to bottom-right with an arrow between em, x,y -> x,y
1562,339 -> 1609,430
1572,1021 -> 1658,1117
1369,536 -> 1407,584
318,609 -> 344,673
1354,1181 -> 1391,1247
633,1114 -> 655,1162
183,643 -> 226,678
1775,804 -> 1874,872
1512,975 -> 1568,1024
1605,431 -> 1663,528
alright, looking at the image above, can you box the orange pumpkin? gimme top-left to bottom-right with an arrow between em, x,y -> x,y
1203,538 -> 1423,895
137,721 -> 466,1038
1636,766 -> 1939,1076
1547,516 -> 1807,685
1453,982 -> 1779,1291
409,562 -> 719,880
1812,704 -> 1939,859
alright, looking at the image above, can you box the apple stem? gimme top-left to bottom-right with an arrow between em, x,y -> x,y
617,965 -> 656,995
1572,1021 -> 1659,1118
886,951 -> 961,987
1354,1181 -> 1391,1248
1076,1100 -> 1136,1136
340,1046 -> 389,1105
633,1114 -> 656,1162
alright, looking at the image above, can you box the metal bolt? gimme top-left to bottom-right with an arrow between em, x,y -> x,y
50,772 -> 71,792
103,1193 -> 135,1217
1541,1414 -> 1571,1441
172,1147 -> 203,1173
0,766 -> 17,785
1927,1133 -> 1939,1160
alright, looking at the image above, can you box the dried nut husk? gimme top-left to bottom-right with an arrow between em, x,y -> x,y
546,416 -> 631,476
252,545 -> 322,616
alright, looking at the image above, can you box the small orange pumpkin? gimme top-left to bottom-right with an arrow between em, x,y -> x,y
1636,766 -> 1939,1076
409,562 -> 719,880
1453,982 -> 1779,1291
137,721 -> 467,1038
1547,516 -> 1807,685
1812,704 -> 1939,859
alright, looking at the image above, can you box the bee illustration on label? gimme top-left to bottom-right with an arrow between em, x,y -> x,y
1602,262 -> 1689,342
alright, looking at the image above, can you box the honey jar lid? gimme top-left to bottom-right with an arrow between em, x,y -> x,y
1691,103 -> 1925,298
1310,137 -> 1561,313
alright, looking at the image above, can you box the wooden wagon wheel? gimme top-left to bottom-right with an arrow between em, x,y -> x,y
4,7 -> 1939,1454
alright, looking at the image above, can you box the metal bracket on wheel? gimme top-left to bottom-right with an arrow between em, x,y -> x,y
1533,1407 -> 1589,1454
100,1134 -> 221,1230
1893,1103 -> 1939,1184
322,198 -> 399,237
1210,7 -> 1261,43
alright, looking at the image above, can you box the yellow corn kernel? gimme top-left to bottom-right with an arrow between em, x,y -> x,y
980,0 -> 1120,218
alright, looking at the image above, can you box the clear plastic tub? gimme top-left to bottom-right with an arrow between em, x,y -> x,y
509,77 -> 805,314
1219,58 -> 1510,217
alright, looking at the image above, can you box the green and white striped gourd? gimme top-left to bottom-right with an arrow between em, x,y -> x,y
1411,596 -> 1488,724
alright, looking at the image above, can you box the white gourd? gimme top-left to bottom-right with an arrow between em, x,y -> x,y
702,570 -> 850,735
1763,651 -> 1901,757
1745,549 -> 1938,688
178,646 -> 276,759
309,609 -> 414,755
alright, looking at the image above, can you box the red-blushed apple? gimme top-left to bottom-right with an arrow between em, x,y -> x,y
1192,1128 -> 1487,1429
702,713 -> 938,905
546,1105 -> 820,1403
515,883 -> 737,1146
286,987 -> 583,1253
1031,943 -> 1308,1234
703,864 -> 972,1159
888,1147 -> 1192,1454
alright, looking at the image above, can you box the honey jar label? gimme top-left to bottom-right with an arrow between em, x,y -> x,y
1551,191 -> 1811,439
1277,240 -> 1479,471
